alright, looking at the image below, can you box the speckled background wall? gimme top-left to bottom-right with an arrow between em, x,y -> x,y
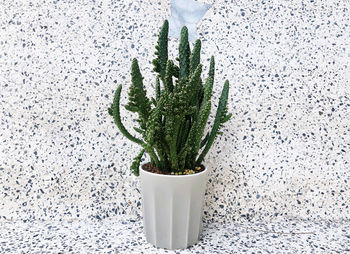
1,0 -> 349,224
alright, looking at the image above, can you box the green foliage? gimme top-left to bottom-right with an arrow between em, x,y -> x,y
152,20 -> 168,81
109,20 -> 231,175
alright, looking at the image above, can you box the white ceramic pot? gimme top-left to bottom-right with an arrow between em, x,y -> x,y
139,165 -> 209,249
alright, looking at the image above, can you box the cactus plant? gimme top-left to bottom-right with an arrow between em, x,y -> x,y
108,20 -> 231,176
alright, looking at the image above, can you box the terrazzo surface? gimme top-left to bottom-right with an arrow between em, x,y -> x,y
1,218 -> 349,253
1,0 -> 350,252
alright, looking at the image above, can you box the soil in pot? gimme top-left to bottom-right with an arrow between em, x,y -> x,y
142,162 -> 205,175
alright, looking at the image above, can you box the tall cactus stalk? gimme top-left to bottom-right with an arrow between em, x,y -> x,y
109,20 -> 231,176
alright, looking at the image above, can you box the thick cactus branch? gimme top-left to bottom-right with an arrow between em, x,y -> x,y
188,78 -> 214,166
209,56 -> 215,79
196,80 -> 231,165
165,114 -> 181,171
152,20 -> 169,81
178,27 -> 190,81
111,85 -> 144,145
190,40 -> 201,74
145,96 -> 164,146
188,64 -> 203,108
155,75 -> 160,101
164,60 -> 174,93
125,58 -> 151,131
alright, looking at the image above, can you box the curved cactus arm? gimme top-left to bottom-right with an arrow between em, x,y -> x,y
111,85 -> 144,146
189,40 -> 201,74
178,26 -> 190,82
130,149 -> 145,176
152,20 -> 169,81
196,80 -> 230,165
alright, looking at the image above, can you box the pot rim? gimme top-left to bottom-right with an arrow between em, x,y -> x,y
140,163 -> 208,178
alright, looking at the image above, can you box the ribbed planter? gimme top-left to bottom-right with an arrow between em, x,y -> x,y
139,165 -> 209,249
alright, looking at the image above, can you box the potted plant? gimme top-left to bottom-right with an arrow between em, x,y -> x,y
108,20 -> 231,249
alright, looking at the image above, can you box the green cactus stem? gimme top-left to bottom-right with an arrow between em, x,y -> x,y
108,20 -> 232,175
110,85 -> 143,146
130,149 -> 145,176
196,80 -> 231,166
